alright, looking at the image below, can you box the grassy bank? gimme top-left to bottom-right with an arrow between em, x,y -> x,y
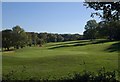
2,40 -> 119,80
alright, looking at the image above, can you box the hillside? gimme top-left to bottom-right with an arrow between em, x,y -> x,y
2,40 -> 119,80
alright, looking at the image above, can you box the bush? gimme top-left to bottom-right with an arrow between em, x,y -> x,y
2,67 -> 119,82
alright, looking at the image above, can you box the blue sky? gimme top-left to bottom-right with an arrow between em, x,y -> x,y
2,0 -> 85,2
2,2 -> 101,34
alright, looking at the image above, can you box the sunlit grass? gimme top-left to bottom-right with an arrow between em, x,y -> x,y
2,40 -> 119,79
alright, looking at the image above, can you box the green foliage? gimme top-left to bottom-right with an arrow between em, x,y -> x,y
2,29 -> 13,50
38,33 -> 82,43
47,33 -> 57,42
83,20 -> 98,40
97,21 -> 120,40
2,67 -> 119,82
12,25 -> 28,49
2,26 -> 83,51
37,38 -> 45,47
83,2 -> 120,40
26,33 -> 32,47
84,1 -> 120,21
56,34 -> 64,42
38,32 -> 48,43
2,26 -> 40,50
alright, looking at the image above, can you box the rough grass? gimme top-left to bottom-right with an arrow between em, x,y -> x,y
2,40 -> 119,80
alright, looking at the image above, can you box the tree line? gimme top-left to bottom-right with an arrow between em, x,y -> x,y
83,19 -> 120,40
2,26 -> 83,51
2,1 -> 120,51
83,1 -> 120,41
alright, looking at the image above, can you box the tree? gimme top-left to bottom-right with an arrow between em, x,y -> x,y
83,20 -> 98,40
84,1 -> 120,40
37,38 -> 45,47
84,1 -> 120,21
105,21 -> 120,40
56,34 -> 64,42
38,33 -> 48,43
12,25 -> 28,49
47,34 -> 57,42
31,32 -> 38,46
96,21 -> 109,39
26,32 -> 32,46
71,34 -> 82,40
2,29 -> 13,50
61,34 -> 71,41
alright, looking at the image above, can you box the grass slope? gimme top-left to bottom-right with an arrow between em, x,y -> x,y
2,40 -> 119,80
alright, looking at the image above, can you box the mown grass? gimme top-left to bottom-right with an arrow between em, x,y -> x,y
2,40 -> 119,80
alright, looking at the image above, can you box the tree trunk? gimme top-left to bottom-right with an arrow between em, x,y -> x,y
21,46 -> 23,48
16,45 -> 19,49
7,47 -> 9,51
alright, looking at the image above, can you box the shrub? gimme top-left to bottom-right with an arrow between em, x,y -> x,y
2,67 -> 119,82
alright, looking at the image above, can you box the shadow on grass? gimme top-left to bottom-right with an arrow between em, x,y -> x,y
91,40 -> 113,44
48,40 -> 112,50
62,40 -> 90,45
48,43 -> 90,49
48,40 -> 90,47
105,42 -> 120,52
